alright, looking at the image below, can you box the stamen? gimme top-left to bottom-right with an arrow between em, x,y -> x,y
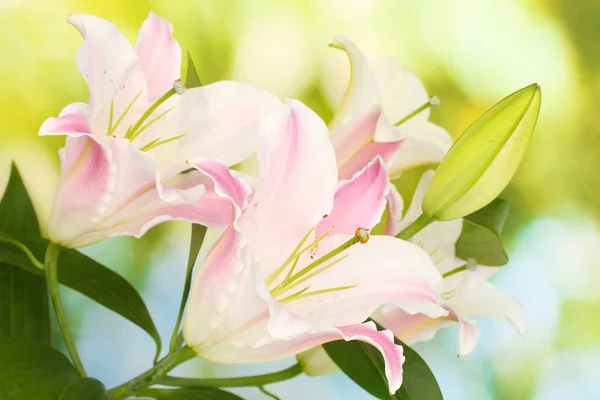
139,133 -> 187,152
280,285 -> 357,303
265,228 -> 315,287
272,254 -> 350,297
125,86 -> 176,141
394,95 -> 440,127
355,227 -> 370,244
283,235 -> 361,288
131,108 -> 174,140
278,286 -> 311,303
108,91 -> 143,135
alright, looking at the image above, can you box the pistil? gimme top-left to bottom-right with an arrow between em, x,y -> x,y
394,95 -> 440,127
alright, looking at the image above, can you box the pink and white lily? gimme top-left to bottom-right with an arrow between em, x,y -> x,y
328,35 -> 452,182
374,170 -> 528,356
183,100 -> 447,394
40,13 -> 280,248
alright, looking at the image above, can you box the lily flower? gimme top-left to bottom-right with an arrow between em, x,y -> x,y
183,100 -> 447,394
39,13 -> 280,248
328,35 -> 452,182
374,170 -> 528,356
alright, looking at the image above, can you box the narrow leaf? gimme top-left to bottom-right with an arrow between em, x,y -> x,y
170,224 -> 207,351
59,377 -> 110,400
456,198 -> 510,266
186,52 -> 202,88
0,163 -> 49,344
139,387 -> 244,400
0,338 -> 79,399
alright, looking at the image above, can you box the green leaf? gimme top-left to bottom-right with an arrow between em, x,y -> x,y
456,198 -> 510,266
186,52 -> 202,88
323,322 -> 442,400
324,339 -> 390,399
394,338 -> 443,400
59,377 -> 110,400
139,387 -> 244,400
423,84 -> 541,221
0,338 -> 79,399
170,223 -> 208,351
0,163 -> 49,344
0,163 -> 40,240
0,235 -> 162,360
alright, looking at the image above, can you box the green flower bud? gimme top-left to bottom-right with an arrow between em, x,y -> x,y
422,83 -> 541,221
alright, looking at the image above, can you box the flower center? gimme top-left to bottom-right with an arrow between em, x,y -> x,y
266,227 -> 371,303
107,80 -> 187,151
393,95 -> 440,127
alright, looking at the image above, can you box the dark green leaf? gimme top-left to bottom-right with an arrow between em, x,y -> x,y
0,163 -> 49,344
394,337 -> 443,400
0,338 -> 79,399
186,52 -> 202,88
170,224 -> 208,351
139,387 -> 244,400
0,162 -> 41,240
323,321 -> 443,400
59,377 -> 110,400
456,198 -> 510,266
323,340 -> 390,399
0,234 -> 162,359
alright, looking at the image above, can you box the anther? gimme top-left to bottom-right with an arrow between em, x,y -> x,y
429,95 -> 440,107
355,227 -> 370,244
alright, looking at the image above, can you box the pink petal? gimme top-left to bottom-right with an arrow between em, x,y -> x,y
316,156 -> 389,237
328,35 -> 380,132
67,14 -> 148,137
135,12 -> 182,102
373,305 -> 453,345
48,136 -> 247,248
456,315 -> 480,357
336,321 -> 405,394
183,218 -> 256,347
177,82 -> 282,166
447,278 -> 528,337
384,183 -> 404,236
333,108 -> 403,180
47,135 -> 114,247
240,99 -> 338,278
39,102 -> 91,137
282,235 -> 447,329
375,59 -> 431,127
373,304 -> 480,356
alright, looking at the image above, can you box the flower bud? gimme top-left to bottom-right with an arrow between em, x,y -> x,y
422,83 -> 541,221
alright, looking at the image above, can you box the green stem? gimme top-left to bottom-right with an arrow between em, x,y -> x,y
44,243 -> 86,376
169,224 -> 207,352
155,363 -> 303,388
126,88 -> 175,141
108,346 -> 195,399
395,214 -> 433,240
0,235 -> 44,269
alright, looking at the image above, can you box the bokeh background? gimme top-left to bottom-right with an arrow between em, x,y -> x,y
1,0 -> 599,399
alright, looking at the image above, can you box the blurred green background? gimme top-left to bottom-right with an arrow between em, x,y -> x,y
1,0 -> 599,399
